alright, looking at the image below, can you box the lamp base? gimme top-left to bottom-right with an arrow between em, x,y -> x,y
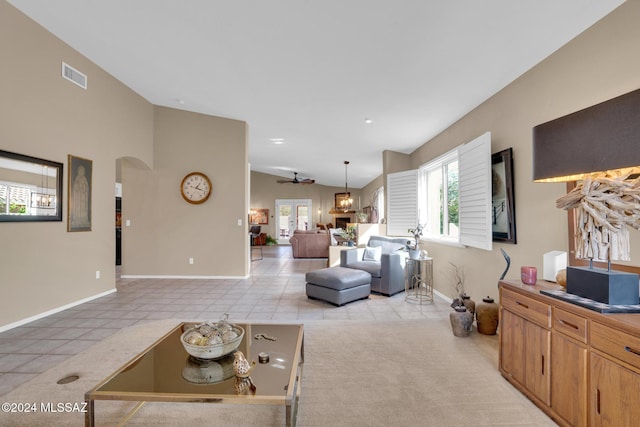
566,266 -> 639,305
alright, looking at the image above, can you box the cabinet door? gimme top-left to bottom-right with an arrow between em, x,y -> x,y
552,332 -> 587,426
590,353 -> 640,427
500,309 -> 526,385
525,320 -> 551,405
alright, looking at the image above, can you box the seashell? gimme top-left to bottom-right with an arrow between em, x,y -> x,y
234,376 -> 256,395
233,351 -> 256,378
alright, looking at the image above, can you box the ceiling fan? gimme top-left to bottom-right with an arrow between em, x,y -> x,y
276,172 -> 315,185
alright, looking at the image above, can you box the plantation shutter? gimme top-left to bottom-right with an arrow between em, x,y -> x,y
386,169 -> 419,236
458,132 -> 492,250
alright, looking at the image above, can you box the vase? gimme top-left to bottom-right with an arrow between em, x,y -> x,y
461,293 -> 475,315
409,249 -> 420,260
449,306 -> 473,337
475,296 -> 499,335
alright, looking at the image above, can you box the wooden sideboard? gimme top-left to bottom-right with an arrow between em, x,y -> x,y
499,280 -> 640,426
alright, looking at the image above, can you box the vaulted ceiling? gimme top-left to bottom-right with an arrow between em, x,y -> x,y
8,0 -> 625,187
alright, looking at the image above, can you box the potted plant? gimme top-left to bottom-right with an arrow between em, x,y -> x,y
406,224 -> 424,259
340,225 -> 357,246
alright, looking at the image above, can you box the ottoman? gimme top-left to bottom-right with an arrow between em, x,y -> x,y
305,267 -> 371,306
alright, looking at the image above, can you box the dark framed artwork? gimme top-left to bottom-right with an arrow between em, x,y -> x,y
491,148 -> 517,243
334,192 -> 351,209
250,208 -> 269,224
0,149 -> 63,222
67,155 -> 92,232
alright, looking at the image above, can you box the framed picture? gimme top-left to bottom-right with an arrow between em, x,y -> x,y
67,155 -> 92,232
491,148 -> 517,243
250,208 -> 268,224
334,192 -> 351,210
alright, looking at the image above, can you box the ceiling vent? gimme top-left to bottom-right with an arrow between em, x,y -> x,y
61,62 -> 87,90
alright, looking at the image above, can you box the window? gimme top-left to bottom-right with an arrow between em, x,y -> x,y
0,182 -> 33,215
420,150 -> 459,241
387,132 -> 492,250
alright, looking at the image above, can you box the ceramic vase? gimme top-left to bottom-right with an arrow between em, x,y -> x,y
409,249 -> 421,260
462,293 -> 476,315
476,296 -> 499,335
449,306 -> 473,337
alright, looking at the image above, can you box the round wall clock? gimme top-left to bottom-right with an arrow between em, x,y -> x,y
180,172 -> 212,204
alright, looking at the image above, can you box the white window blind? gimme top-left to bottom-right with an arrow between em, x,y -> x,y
386,169 -> 419,236
458,132 -> 492,250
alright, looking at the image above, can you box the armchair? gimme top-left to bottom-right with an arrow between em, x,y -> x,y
340,235 -> 408,296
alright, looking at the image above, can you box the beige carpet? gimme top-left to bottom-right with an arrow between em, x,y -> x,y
0,318 -> 556,426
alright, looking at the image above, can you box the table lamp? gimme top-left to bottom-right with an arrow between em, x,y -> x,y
532,88 -> 640,305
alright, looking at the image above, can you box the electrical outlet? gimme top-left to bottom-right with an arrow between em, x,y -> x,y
237,219 -> 242,226
189,258 -> 194,265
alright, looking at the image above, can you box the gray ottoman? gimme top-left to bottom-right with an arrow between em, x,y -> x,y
305,267 -> 371,306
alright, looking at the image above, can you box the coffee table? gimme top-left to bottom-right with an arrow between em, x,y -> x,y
84,322 -> 304,426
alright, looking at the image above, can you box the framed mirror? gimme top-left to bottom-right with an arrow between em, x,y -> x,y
0,149 -> 63,222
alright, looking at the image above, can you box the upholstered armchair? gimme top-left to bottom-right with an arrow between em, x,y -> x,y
339,235 -> 408,296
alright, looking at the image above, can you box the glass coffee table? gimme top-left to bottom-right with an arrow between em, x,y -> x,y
85,322 -> 304,426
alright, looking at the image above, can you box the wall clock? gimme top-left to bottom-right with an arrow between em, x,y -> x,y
180,172 -> 212,204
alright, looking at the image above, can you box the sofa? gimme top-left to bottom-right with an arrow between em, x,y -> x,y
340,235 -> 409,296
289,229 -> 330,258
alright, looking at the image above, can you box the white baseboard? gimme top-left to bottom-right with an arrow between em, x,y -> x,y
433,288 -> 453,304
0,288 -> 117,333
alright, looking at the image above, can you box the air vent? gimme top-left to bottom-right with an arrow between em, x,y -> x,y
61,62 -> 87,90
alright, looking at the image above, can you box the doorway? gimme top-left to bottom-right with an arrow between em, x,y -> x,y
275,199 -> 312,244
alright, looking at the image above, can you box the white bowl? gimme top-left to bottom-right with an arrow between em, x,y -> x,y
180,325 -> 244,360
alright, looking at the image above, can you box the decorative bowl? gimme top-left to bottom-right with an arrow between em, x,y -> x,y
180,324 -> 244,360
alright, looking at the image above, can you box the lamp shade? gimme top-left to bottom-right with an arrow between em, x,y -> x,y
533,88 -> 640,182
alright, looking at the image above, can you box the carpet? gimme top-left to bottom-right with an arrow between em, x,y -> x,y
0,318 -> 555,426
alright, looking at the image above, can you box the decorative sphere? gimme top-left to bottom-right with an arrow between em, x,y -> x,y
556,269 -> 567,288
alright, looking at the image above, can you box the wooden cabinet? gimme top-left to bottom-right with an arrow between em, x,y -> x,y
500,289 -> 550,406
551,329 -> 587,426
590,352 -> 640,426
499,280 -> 640,427
589,321 -> 640,426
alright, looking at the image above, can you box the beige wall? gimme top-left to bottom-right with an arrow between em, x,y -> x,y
0,1 -> 154,327
405,0 -> 640,302
3,0 -> 640,327
250,171 -> 362,237
121,107 -> 249,277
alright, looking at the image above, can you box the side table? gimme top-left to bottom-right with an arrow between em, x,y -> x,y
405,257 -> 433,304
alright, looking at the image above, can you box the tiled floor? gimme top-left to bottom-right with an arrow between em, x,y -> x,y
0,245 -> 451,396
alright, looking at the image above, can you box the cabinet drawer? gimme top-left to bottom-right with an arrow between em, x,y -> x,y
553,307 -> 588,344
502,288 -> 551,328
591,321 -> 640,371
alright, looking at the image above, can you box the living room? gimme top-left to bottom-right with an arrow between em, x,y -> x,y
2,0 -> 640,424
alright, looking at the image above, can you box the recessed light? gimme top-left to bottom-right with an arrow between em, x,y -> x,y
270,138 -> 285,145
176,98 -> 185,105
364,118 -> 373,124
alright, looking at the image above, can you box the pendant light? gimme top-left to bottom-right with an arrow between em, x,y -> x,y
341,161 -> 353,212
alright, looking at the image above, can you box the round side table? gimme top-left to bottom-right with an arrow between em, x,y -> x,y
405,257 -> 434,304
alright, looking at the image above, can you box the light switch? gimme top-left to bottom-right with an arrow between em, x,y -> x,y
237,219 -> 242,226
125,219 -> 131,227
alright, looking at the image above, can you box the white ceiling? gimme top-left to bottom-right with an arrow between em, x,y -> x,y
8,0 -> 624,188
